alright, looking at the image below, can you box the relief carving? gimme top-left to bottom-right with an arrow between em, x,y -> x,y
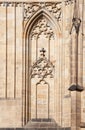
0,1 -> 74,22
30,48 -> 54,81
70,17 -> 81,34
45,2 -> 62,21
24,2 -> 62,21
31,17 -> 54,39
0,1 -> 74,7
24,3 -> 40,20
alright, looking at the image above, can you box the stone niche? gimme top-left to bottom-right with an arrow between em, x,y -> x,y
0,0 -> 85,129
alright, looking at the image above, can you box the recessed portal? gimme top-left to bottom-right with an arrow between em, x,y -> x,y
29,16 -> 56,120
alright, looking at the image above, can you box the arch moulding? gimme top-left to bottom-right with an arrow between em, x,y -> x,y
22,8 -> 62,125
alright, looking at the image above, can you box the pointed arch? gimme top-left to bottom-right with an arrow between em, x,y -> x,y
24,8 -> 61,38
22,8 -> 62,126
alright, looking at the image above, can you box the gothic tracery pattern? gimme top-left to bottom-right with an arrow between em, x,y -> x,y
30,16 -> 55,83
0,1 -> 75,22
31,48 -> 54,81
23,2 -> 62,21
31,17 -> 54,39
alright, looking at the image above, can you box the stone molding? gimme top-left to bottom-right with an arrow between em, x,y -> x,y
70,17 -> 81,34
0,0 -> 74,6
0,0 -> 74,22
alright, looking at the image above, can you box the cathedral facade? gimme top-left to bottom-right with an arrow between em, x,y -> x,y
0,0 -> 85,130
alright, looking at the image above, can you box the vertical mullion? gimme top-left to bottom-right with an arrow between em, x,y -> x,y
48,36 -> 50,60
14,3 -> 16,99
36,36 -> 38,60
6,4 -> 7,99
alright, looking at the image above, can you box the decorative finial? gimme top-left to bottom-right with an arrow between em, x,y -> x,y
40,48 -> 46,57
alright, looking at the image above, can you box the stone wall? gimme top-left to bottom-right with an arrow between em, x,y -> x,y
0,3 -> 23,127
0,0 -> 84,129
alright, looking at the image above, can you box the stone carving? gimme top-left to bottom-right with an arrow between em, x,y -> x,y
0,2 -> 23,7
45,2 -> 62,21
65,0 -> 74,6
0,1 -> 74,21
70,17 -> 81,34
24,2 -> 62,21
24,3 -> 40,20
30,48 -> 54,81
0,1 -> 74,7
31,17 -> 54,38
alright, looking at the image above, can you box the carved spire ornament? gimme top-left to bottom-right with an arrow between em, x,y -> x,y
70,0 -> 81,34
70,17 -> 81,34
69,0 -> 83,90
30,48 -> 54,82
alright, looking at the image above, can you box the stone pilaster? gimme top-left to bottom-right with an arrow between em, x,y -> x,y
69,1 -> 83,130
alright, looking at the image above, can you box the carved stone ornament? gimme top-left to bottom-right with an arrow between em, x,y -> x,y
65,0 -> 74,6
30,48 -> 54,81
0,0 -> 74,7
24,2 -> 62,21
31,17 -> 54,39
70,17 -> 81,34
0,1 -> 74,21
0,2 -> 23,7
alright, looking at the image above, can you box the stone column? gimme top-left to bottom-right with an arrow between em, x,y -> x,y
69,17 -> 82,130
68,1 -> 83,130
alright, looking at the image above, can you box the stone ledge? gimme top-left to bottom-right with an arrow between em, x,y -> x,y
0,0 -> 62,2
80,122 -> 85,128
68,84 -> 84,92
0,128 -> 71,130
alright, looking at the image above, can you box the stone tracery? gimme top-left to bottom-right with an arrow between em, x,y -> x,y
31,48 -> 54,81
31,17 -> 54,39
24,2 -> 62,21
30,16 -> 55,83
0,0 -> 75,22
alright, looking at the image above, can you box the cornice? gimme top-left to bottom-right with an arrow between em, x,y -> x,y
0,0 -> 74,6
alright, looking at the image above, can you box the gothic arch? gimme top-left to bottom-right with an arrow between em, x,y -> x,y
22,8 -> 62,125
24,8 -> 61,37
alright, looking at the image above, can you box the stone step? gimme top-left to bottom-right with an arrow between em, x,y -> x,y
0,128 -> 71,130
